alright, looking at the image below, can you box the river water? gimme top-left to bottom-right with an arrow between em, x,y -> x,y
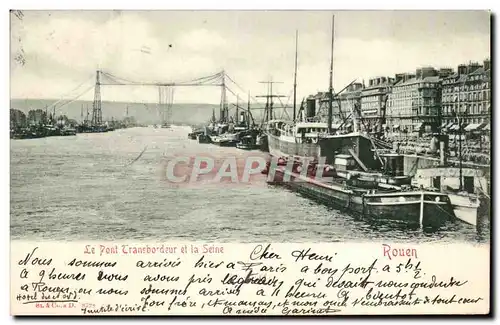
10,127 -> 490,243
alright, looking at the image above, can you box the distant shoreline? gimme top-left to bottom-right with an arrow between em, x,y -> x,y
10,98 -> 265,126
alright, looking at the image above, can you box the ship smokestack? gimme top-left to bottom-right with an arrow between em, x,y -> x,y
306,97 -> 316,119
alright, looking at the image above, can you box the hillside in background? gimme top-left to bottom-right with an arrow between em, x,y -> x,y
10,99 -> 268,126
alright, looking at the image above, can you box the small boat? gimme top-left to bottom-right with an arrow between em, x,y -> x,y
236,135 -> 258,150
211,133 -> 238,147
188,130 -> 203,140
448,192 -> 481,226
198,134 -> 212,144
60,127 -> 77,136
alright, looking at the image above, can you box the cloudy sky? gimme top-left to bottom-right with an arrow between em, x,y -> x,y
10,10 -> 490,105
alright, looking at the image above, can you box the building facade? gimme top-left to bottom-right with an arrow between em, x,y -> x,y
386,67 -> 446,134
10,109 -> 27,129
360,77 -> 394,132
441,60 -> 491,131
308,59 -> 491,136
337,82 -> 363,130
315,82 -> 364,129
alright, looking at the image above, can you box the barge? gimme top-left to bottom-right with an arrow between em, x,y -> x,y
266,161 -> 455,228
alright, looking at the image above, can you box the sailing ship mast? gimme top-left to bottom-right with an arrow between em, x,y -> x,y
293,30 -> 298,122
236,95 -> 239,125
327,15 -> 335,135
247,92 -> 251,128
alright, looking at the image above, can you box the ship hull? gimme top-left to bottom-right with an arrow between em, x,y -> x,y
257,134 -> 269,152
210,134 -> 238,147
271,169 -> 455,228
266,131 -> 379,169
197,134 -> 212,144
217,141 -> 238,147
267,132 -> 321,160
448,193 -> 480,226
236,143 -> 259,150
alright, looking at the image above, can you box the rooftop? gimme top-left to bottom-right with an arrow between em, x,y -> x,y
394,76 -> 441,87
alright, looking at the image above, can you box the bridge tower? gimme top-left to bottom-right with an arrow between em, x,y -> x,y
91,70 -> 102,126
220,71 -> 228,122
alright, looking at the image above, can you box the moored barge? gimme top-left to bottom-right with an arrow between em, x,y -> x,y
269,166 -> 455,227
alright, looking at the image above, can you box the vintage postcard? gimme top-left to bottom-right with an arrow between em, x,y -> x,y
10,10 -> 491,316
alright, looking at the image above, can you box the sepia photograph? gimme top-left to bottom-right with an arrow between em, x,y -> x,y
10,10 -> 491,244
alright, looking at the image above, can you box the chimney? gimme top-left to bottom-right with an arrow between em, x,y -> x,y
423,67 -> 438,78
458,64 -> 467,75
467,62 -> 481,74
438,68 -> 453,78
484,59 -> 491,71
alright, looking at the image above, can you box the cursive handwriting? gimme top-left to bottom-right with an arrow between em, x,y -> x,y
12,243 -> 486,316
291,248 -> 336,263
250,244 -> 281,260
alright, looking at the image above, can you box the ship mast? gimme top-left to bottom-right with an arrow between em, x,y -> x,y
247,92 -> 251,128
293,30 -> 298,122
235,95 -> 239,125
327,15 -> 335,135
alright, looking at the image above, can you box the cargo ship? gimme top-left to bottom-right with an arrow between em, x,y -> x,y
263,15 -> 377,164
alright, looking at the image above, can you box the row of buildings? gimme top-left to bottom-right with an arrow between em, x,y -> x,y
310,58 -> 491,135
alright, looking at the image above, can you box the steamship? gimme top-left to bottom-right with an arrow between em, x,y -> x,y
265,99 -> 355,164
264,17 -> 365,164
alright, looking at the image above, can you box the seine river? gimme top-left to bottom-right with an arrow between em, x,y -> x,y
10,127 -> 489,243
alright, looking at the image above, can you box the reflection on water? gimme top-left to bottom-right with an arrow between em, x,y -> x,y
10,126 -> 490,243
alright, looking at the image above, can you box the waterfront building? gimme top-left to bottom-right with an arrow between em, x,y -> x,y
386,67 -> 449,135
10,109 -> 27,129
27,108 -> 48,125
312,92 -> 333,121
360,77 -> 395,133
314,82 -> 364,130
315,83 -> 364,128
337,82 -> 363,130
309,59 -> 490,137
441,59 -> 491,132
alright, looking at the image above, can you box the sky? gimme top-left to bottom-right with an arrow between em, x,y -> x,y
10,10 -> 491,105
